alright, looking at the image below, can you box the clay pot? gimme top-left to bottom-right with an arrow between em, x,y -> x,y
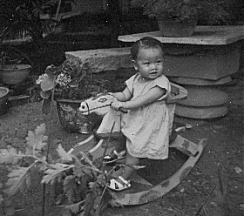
56,98 -> 90,133
157,19 -> 197,37
0,87 -> 9,115
56,98 -> 102,134
0,64 -> 31,85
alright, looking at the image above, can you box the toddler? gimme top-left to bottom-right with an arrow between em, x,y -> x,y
107,36 -> 171,191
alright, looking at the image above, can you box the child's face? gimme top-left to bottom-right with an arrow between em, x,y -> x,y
133,46 -> 164,80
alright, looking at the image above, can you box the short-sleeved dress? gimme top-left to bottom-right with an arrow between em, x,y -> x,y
121,73 -> 171,160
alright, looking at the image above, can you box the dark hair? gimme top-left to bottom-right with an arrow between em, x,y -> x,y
130,37 -> 164,60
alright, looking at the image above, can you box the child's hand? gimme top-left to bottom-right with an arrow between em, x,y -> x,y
111,98 -> 124,110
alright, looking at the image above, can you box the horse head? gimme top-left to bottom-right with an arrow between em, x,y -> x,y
79,92 -> 122,134
79,93 -> 114,116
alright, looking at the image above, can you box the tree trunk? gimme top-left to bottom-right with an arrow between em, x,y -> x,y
108,0 -> 121,47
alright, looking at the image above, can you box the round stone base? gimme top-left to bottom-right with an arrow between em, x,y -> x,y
178,87 -> 229,107
175,87 -> 229,119
175,104 -> 228,119
170,76 -> 232,86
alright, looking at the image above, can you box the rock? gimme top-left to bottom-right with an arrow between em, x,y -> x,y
65,47 -> 132,73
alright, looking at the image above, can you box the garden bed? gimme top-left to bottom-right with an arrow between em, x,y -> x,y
0,68 -> 243,216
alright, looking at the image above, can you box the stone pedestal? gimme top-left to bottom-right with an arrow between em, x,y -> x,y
174,87 -> 229,119
165,42 -> 240,119
118,26 -> 244,119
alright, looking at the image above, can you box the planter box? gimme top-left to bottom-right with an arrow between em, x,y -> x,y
0,64 -> 31,85
157,19 -> 196,37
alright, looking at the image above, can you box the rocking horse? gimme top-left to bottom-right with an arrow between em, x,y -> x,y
68,82 -> 206,206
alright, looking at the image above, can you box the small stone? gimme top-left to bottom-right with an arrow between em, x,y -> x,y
180,188 -> 185,193
234,166 -> 242,174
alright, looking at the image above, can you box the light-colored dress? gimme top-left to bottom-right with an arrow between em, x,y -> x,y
121,73 -> 171,160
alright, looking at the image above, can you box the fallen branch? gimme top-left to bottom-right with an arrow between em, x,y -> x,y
195,184 -> 216,216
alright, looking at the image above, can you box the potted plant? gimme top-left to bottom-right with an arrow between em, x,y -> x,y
0,0 -> 51,86
36,60 -> 88,132
0,0 -> 78,88
0,50 -> 32,85
36,59 -> 122,133
131,0 -> 230,37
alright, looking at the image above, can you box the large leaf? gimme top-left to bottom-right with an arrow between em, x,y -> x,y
0,146 -> 22,165
56,144 -> 73,162
40,75 -> 55,91
64,201 -> 84,215
41,163 -> 73,185
25,123 -> 48,156
4,166 -> 31,196
63,175 -> 76,203
73,159 -> 85,178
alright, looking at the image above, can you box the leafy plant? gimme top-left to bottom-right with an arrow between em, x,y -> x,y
0,50 -> 25,69
0,123 -> 112,216
36,59 -> 89,113
0,0 -> 75,48
36,59 -> 112,115
131,0 -> 230,24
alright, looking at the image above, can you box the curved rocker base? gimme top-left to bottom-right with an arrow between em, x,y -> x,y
69,134 -> 206,206
109,138 -> 205,206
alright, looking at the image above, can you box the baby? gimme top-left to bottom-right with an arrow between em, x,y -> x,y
106,36 -> 172,191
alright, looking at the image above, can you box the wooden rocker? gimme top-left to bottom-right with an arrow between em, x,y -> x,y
68,83 -> 206,206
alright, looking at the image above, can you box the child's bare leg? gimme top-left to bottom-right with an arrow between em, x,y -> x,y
114,135 -> 126,152
103,135 -> 126,163
112,152 -> 139,180
108,152 -> 139,191
122,152 -> 139,179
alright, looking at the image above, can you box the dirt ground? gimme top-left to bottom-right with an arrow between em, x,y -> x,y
0,29 -> 244,215
0,65 -> 243,216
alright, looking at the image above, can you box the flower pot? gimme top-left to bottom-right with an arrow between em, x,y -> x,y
0,87 -> 9,115
56,98 -> 102,133
56,98 -> 91,133
157,19 -> 197,37
0,64 -> 31,85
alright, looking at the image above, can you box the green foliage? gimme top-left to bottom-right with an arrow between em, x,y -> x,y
36,60 -> 90,99
36,59 -> 109,116
0,123 -> 111,216
0,124 -> 48,197
36,60 -> 90,114
0,146 -> 22,165
5,167 -> 32,196
131,0 -> 230,24
25,123 -> 48,156
0,123 -> 48,215
0,0 -> 75,46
